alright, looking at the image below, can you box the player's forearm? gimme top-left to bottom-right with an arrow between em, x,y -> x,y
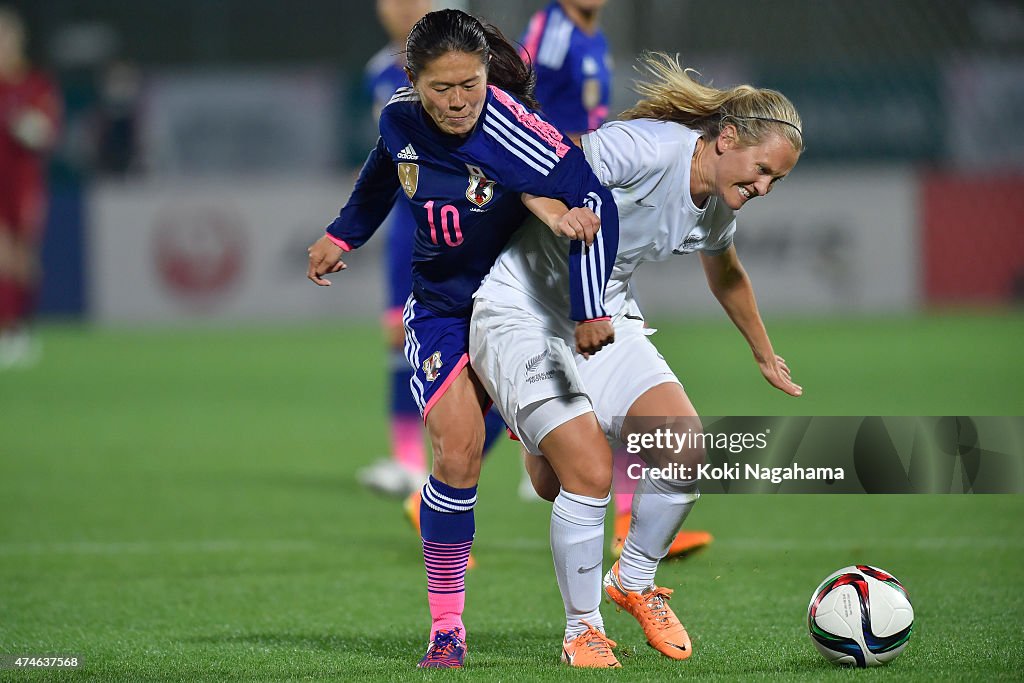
327,139 -> 399,248
709,269 -> 775,364
521,193 -> 570,230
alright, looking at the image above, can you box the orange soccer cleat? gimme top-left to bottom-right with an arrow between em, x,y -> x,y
610,511 -> 713,560
560,621 -> 621,668
405,490 -> 476,570
603,560 -> 692,660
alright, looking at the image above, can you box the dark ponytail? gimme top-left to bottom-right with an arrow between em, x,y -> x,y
479,22 -> 538,110
406,9 -> 538,110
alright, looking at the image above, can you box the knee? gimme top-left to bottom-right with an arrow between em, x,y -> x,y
431,431 -> 484,487
557,461 -> 611,499
569,471 -> 612,499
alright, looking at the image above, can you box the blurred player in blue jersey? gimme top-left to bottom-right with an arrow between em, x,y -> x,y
520,0 -> 712,559
307,9 -> 618,668
359,0 -> 510,506
520,0 -> 610,144
355,0 -> 433,499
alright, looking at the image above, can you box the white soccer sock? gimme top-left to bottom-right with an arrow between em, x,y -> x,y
551,488 -> 610,639
617,476 -> 699,592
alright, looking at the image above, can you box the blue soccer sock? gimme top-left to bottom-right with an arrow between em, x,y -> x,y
420,475 -> 477,639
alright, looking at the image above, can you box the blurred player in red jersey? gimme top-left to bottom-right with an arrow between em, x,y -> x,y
0,7 -> 60,369
520,0 -> 711,559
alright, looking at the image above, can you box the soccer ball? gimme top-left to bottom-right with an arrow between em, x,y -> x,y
807,564 -> 914,667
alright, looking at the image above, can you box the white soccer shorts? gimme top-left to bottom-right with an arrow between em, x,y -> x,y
470,295 -> 680,454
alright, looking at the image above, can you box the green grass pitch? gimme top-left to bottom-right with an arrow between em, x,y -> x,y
1,312 -> 1022,681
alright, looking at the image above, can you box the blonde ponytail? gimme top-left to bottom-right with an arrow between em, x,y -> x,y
621,52 -> 803,152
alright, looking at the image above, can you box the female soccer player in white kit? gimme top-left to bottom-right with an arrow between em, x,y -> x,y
469,53 -> 804,667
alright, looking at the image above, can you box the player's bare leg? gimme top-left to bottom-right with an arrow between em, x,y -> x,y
522,446 -> 560,502
415,367 -> 486,668
0,228 -> 28,368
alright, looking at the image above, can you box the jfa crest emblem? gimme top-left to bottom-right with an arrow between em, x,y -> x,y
398,163 -> 419,199
422,351 -> 443,382
465,164 -> 495,207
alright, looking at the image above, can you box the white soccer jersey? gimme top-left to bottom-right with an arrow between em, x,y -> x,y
476,119 -> 737,319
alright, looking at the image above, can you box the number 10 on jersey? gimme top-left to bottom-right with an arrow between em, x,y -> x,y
424,201 -> 464,247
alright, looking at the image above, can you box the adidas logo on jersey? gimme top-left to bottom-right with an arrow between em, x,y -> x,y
397,144 -> 419,160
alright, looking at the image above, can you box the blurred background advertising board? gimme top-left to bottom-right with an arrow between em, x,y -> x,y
6,0 -> 1018,321
88,176 -> 375,323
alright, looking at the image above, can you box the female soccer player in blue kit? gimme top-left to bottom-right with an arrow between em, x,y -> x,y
306,9 -> 618,669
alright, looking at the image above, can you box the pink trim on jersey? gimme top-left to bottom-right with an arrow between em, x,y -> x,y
488,85 -> 570,158
422,353 -> 471,422
325,233 -> 352,251
520,11 -> 547,62
582,316 -> 611,323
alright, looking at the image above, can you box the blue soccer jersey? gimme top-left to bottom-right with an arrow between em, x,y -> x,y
365,45 -> 409,117
327,84 -> 618,323
520,1 -> 611,134
365,45 -> 418,312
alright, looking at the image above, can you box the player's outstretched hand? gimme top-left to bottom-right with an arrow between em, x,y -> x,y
556,206 -> 600,246
758,353 -> 803,397
575,319 -> 614,359
307,235 -> 347,286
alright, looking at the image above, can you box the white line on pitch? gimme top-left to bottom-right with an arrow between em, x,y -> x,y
0,539 -> 319,556
473,536 -> 1024,552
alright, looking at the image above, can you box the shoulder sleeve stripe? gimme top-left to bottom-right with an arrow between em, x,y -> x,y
537,9 -> 572,69
488,86 -> 570,158
482,121 -> 550,176
386,87 -> 419,106
485,104 -> 559,169
486,105 -> 560,164
520,10 -> 547,62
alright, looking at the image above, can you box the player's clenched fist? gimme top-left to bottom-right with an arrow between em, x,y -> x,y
556,206 -> 601,246
575,319 -> 614,358
307,235 -> 347,286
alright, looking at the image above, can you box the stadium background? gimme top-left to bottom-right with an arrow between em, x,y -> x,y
2,0 -> 1022,679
